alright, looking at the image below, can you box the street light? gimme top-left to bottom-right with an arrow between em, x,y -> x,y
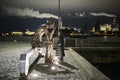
58,0 -> 60,33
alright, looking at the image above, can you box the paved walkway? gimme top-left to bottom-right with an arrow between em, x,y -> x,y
0,42 -> 110,80
26,48 -> 109,80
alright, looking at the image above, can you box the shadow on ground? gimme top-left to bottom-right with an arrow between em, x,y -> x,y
32,61 -> 78,75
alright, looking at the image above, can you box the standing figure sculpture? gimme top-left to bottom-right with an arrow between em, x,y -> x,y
31,20 -> 56,63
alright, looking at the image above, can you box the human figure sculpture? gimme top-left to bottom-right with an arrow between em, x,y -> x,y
31,20 -> 56,62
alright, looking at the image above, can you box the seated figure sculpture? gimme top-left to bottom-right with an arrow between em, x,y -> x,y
31,20 -> 56,63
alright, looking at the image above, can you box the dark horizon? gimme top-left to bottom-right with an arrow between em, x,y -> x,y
0,15 -> 119,32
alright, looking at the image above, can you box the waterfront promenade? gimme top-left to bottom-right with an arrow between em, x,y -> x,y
0,42 -> 109,80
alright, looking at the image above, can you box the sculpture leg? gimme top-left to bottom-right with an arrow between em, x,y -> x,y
45,44 -> 53,63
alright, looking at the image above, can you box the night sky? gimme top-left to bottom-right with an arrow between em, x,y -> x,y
0,0 -> 120,32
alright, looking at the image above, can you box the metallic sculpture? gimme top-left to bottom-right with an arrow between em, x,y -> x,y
31,20 -> 56,63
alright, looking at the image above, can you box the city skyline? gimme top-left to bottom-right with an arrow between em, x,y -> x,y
0,0 -> 120,32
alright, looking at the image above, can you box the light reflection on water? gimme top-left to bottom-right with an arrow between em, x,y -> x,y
103,36 -> 108,41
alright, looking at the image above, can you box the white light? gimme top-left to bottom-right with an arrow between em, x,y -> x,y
51,66 -> 56,70
32,73 -> 38,77
54,61 -> 59,65
54,56 -> 58,60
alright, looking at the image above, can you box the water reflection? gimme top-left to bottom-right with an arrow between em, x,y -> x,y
103,36 -> 108,41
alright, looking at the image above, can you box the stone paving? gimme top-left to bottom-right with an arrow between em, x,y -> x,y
0,42 -> 110,80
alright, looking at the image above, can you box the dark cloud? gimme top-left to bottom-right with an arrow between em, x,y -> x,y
0,0 -> 120,12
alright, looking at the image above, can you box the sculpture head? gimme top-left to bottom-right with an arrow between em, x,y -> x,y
46,20 -> 56,29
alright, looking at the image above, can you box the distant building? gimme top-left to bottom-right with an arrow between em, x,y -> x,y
100,17 -> 119,32
11,31 -> 23,36
111,17 -> 119,31
112,27 -> 119,31
92,17 -> 119,36
24,29 -> 35,36
1,33 -> 9,36
60,26 -> 65,30
100,24 -> 112,31
91,27 -> 95,33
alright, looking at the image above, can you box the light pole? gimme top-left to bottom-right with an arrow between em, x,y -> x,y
58,0 -> 60,33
